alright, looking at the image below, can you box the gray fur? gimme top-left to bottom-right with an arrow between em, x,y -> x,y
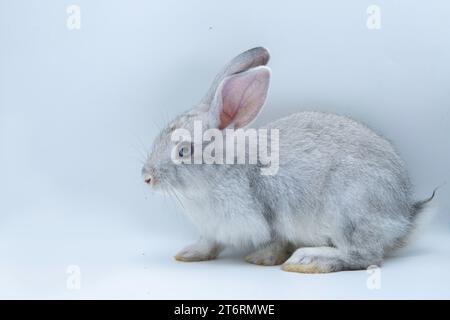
142,47 -> 432,273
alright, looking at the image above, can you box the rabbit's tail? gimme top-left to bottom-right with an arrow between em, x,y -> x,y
411,187 -> 438,217
389,187 -> 439,251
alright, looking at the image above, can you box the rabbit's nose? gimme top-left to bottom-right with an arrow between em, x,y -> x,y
143,174 -> 153,185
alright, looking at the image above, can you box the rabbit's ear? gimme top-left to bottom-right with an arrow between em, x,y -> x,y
201,47 -> 270,105
208,66 -> 270,129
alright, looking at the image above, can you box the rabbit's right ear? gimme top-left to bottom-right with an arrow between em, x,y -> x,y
207,66 -> 271,130
201,47 -> 270,106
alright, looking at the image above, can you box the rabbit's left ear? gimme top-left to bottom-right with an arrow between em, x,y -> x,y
208,66 -> 271,129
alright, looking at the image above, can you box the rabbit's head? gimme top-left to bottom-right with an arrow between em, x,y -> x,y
142,47 -> 271,191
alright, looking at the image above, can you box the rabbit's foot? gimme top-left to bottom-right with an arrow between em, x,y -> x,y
282,246 -> 383,273
245,243 -> 293,266
281,247 -> 344,273
175,239 -> 223,262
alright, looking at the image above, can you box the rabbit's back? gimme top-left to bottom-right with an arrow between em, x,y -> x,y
267,111 -> 404,168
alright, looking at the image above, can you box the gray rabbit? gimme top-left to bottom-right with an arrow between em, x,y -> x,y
142,47 -> 434,273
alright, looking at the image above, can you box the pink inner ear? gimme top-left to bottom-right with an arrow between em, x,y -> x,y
219,79 -> 253,129
217,67 -> 270,129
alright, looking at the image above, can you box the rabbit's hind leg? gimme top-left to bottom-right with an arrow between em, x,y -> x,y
281,246 -> 382,273
245,242 -> 294,266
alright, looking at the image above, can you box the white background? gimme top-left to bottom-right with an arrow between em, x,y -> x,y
1,0 -> 449,299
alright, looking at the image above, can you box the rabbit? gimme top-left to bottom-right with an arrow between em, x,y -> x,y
142,47 -> 435,273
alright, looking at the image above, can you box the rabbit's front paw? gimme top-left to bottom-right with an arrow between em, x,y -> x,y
174,240 -> 222,262
245,243 -> 292,266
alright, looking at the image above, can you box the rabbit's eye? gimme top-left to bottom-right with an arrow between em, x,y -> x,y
178,144 -> 192,158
